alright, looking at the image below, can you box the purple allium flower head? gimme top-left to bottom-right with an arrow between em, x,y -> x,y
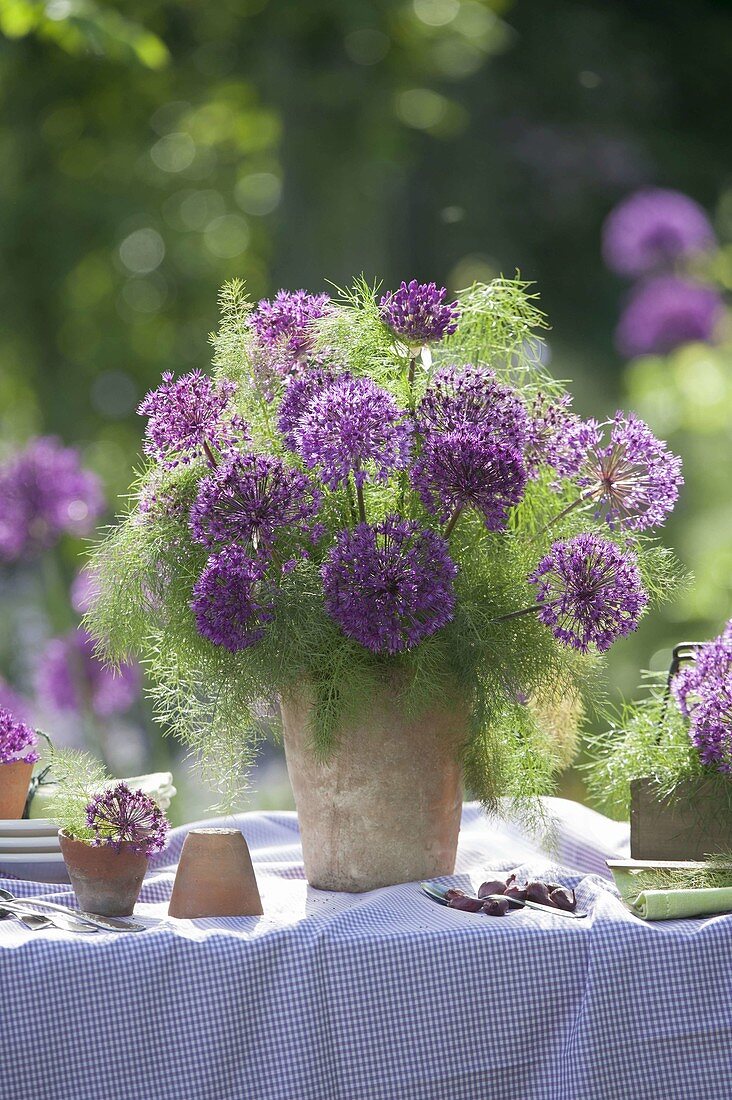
615,276 -> 723,358
528,533 -> 648,653
525,393 -> 598,481
0,706 -> 39,765
671,623 -> 732,719
0,437 -> 104,563
138,371 -> 247,468
191,546 -> 272,652
277,367 -> 340,451
417,366 -> 528,451
602,189 -> 716,278
86,782 -> 168,855
577,412 -> 682,532
379,280 -> 460,346
685,688 -> 732,773
321,516 -> 457,654
36,629 -> 141,718
412,430 -> 528,531
250,289 -> 330,360
190,453 -> 321,552
297,375 -> 412,489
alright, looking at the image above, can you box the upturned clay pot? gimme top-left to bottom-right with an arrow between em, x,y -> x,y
168,828 -> 263,918
59,831 -> 148,916
280,683 -> 466,892
0,760 -> 34,820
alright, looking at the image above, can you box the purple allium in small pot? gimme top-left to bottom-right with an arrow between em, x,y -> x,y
321,517 -> 457,654
614,276 -> 723,358
529,533 -> 648,653
0,437 -> 105,563
0,706 -> 39,765
602,188 -> 716,278
379,280 -> 459,346
86,782 -> 169,856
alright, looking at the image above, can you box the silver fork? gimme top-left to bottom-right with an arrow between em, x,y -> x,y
0,900 -> 98,934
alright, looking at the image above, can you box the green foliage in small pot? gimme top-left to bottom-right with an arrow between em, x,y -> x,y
84,275 -> 685,812
48,749 -> 169,854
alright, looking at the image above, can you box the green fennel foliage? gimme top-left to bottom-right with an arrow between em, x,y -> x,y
85,276 -> 679,811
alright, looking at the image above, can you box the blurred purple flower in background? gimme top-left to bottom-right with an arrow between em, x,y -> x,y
412,429 -> 528,533
70,566 -> 101,616
380,280 -> 459,346
578,412 -> 683,532
0,437 -> 104,563
190,453 -> 321,552
0,705 -> 39,765
321,517 -> 457,654
417,366 -> 528,452
529,533 -> 648,652
297,375 -> 412,489
138,371 -> 247,467
191,546 -> 273,652
36,629 -> 141,718
0,679 -> 34,727
86,782 -> 168,854
615,276 -> 723,357
250,289 -> 331,361
602,188 -> 716,278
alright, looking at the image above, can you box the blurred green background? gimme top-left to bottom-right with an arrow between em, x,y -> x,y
1,0 -> 731,818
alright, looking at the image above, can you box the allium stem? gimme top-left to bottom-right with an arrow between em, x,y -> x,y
444,506 -> 462,538
408,355 -> 417,388
534,493 -> 589,540
493,604 -> 544,624
355,480 -> 367,524
202,439 -> 219,468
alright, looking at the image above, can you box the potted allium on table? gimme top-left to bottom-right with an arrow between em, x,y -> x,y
0,706 -> 40,819
50,751 -> 168,915
86,275 -> 683,891
589,623 -> 732,860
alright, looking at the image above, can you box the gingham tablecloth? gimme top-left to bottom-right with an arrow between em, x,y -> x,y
1,799 -> 731,1100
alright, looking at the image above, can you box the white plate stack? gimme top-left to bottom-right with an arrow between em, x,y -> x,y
0,819 -> 68,883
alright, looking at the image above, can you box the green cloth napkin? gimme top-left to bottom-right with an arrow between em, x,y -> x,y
631,886 -> 732,921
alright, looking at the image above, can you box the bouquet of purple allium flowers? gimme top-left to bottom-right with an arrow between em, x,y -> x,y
0,706 -> 39,766
86,275 -> 684,807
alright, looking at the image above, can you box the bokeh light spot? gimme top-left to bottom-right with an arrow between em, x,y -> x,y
119,229 -> 165,274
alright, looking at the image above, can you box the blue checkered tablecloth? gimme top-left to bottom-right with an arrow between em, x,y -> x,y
1,798 -> 731,1100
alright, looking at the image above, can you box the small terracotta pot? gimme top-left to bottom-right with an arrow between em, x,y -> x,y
0,760 -> 34,820
168,828 -> 263,918
59,831 -> 148,916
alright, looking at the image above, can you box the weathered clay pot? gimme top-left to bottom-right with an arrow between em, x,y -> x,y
59,831 -> 148,916
168,828 -> 263,918
0,760 -> 34,820
280,685 -> 466,892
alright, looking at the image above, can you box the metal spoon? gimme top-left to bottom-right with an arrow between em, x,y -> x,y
11,908 -> 98,934
0,888 -> 144,932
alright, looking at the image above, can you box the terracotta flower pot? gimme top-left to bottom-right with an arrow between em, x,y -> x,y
59,831 -> 148,916
0,760 -> 34,820
168,828 -> 263,918
280,683 -> 466,892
